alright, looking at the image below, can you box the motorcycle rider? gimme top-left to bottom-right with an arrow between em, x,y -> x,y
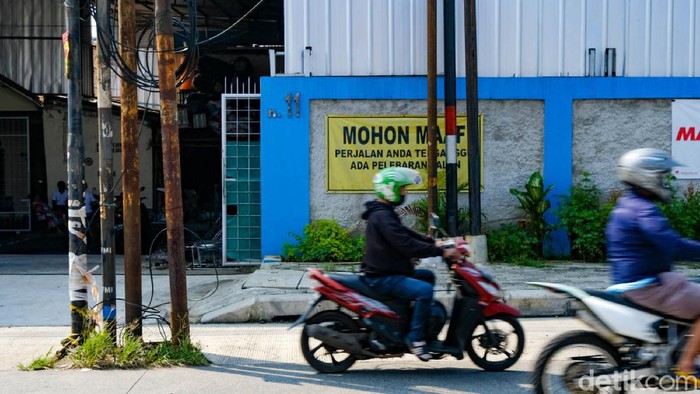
606,148 -> 700,378
361,167 -> 462,361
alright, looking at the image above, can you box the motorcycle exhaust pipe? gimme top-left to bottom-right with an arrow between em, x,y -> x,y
306,324 -> 375,357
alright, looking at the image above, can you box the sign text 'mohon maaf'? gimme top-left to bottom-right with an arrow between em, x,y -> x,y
342,124 -> 467,145
325,114 -> 483,192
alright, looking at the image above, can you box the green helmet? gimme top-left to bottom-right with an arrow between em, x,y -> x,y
372,167 -> 422,203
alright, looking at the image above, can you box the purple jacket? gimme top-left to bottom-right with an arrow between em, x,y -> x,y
606,189 -> 700,284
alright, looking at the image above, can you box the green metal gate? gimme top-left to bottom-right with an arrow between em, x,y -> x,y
221,87 -> 261,263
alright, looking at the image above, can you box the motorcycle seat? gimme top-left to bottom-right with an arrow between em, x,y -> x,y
327,273 -> 395,302
585,289 -> 695,324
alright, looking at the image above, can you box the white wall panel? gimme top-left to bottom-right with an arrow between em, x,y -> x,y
649,0 -> 670,76
562,0 -> 584,76
351,0 -> 369,75
0,0 -> 66,94
521,0 -> 540,76
285,0 -> 700,77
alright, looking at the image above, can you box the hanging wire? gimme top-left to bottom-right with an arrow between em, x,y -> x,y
88,0 -> 267,92
88,0 -> 199,91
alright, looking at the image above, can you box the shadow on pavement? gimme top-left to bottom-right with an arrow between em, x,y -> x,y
0,230 -> 73,254
203,359 -> 533,393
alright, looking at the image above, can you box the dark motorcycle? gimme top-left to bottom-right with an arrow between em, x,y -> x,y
291,236 -> 525,373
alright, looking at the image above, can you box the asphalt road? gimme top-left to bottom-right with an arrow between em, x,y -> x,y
0,318 -> 589,393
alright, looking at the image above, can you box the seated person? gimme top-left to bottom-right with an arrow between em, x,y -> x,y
606,148 -> 700,378
360,167 -> 462,361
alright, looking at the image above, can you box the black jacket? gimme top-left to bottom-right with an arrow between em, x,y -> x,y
360,200 -> 444,277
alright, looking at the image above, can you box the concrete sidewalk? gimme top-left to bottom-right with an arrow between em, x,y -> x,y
4,253 -> 700,326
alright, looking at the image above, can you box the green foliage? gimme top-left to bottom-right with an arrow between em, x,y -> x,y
509,171 -> 554,255
70,328 -> 116,368
486,223 -> 540,264
146,337 -> 209,367
17,350 -> 57,371
395,173 -> 470,234
556,173 -> 619,262
660,182 -> 700,240
283,219 -> 365,262
20,324 -> 209,370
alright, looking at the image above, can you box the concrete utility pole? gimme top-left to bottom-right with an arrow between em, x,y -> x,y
96,0 -> 116,340
444,0 -> 458,236
154,0 -> 190,345
465,0 -> 482,235
64,0 -> 88,342
118,0 -> 142,337
427,0 -> 439,233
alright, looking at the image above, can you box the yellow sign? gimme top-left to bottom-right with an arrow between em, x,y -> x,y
326,114 -> 483,192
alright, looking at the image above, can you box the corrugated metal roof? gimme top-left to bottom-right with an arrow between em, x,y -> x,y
284,0 -> 700,77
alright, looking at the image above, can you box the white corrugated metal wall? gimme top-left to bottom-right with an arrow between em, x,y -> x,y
0,0 -> 68,93
284,0 -> 700,77
0,0 -> 159,108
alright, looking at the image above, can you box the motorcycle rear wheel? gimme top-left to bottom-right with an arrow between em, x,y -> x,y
465,314 -> 525,371
300,310 -> 359,373
532,330 -> 623,394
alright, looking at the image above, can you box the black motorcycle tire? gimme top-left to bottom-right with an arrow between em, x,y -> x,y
532,330 -> 622,394
300,310 -> 359,373
464,313 -> 525,371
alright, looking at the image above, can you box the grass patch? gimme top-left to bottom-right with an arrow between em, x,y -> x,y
17,350 -> 58,371
20,327 -> 209,371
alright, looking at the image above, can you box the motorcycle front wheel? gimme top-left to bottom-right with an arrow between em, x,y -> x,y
465,313 -> 525,371
532,330 -> 623,394
300,310 -> 359,373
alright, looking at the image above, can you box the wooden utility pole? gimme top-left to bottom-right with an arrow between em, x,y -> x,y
465,0 -> 482,234
154,0 -> 190,345
96,0 -> 116,340
118,0 -> 142,337
427,0 -> 438,233
64,0 -> 88,342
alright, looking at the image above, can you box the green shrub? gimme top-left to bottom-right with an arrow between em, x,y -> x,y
487,223 -> 540,264
283,219 -> 364,262
557,173 -> 620,262
660,182 -> 700,240
509,171 -> 554,256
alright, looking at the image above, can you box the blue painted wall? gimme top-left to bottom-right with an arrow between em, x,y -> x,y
261,76 -> 700,257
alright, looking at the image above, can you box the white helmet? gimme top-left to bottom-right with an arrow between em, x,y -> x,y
617,148 -> 680,202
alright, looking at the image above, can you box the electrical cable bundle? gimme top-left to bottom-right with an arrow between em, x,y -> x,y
87,0 -> 199,92
86,0 -> 266,92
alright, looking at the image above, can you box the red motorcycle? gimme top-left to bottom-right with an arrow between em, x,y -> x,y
291,237 -> 525,373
